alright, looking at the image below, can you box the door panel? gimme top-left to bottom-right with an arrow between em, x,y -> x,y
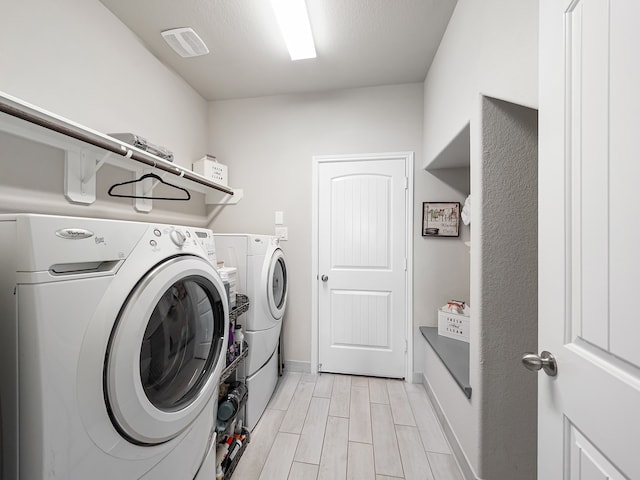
330,290 -> 390,348
569,427 -> 625,480
539,0 -> 640,478
568,0 -> 610,350
318,157 -> 407,378
330,175 -> 390,268
607,1 -> 640,367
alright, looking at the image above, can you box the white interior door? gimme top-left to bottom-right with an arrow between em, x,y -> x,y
314,153 -> 411,379
538,1 -> 640,478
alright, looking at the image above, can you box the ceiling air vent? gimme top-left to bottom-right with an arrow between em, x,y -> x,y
161,27 -> 209,58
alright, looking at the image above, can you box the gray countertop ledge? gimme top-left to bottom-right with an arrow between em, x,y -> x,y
420,326 -> 472,399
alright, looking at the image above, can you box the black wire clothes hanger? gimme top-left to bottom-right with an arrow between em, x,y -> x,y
108,172 -> 191,201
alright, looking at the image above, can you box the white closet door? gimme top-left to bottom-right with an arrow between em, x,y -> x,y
316,154 -> 409,378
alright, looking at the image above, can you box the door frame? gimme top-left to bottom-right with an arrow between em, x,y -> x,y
311,152 -> 414,380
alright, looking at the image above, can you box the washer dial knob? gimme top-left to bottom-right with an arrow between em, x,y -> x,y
170,229 -> 186,247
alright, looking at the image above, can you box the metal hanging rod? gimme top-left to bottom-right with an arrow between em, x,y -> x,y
0,94 -> 234,196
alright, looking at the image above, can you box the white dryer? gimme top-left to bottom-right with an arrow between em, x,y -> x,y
0,214 -> 228,480
213,234 -> 287,430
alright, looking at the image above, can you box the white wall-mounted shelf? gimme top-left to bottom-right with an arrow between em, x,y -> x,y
0,91 -> 242,211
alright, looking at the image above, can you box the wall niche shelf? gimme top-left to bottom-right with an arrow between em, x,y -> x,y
0,91 -> 242,212
424,122 -> 470,171
420,326 -> 471,398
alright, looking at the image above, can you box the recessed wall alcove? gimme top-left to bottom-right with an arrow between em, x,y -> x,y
420,95 -> 538,480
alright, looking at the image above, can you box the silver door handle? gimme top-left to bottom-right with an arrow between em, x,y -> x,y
321,275 -> 328,282
521,351 -> 558,376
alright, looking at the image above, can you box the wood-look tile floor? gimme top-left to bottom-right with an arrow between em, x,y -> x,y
231,372 -> 464,480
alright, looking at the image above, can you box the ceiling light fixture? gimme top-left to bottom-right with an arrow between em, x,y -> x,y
269,0 -> 317,61
161,28 -> 209,58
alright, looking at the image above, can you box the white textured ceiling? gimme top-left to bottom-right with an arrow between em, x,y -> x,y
99,0 -> 457,101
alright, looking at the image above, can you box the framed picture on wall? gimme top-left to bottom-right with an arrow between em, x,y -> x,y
422,202 -> 461,237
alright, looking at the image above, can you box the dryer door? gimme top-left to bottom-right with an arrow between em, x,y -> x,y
266,248 -> 287,320
105,255 -> 227,445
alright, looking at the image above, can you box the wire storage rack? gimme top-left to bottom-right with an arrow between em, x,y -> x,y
216,293 -> 250,478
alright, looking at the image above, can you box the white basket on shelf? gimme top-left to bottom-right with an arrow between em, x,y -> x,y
193,155 -> 228,186
437,309 -> 470,343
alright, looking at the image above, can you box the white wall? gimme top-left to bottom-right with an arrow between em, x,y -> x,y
423,0 -> 538,166
0,0 -> 208,167
208,84 -> 466,368
0,0 -> 210,224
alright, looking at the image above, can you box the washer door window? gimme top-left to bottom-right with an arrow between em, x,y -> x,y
106,256 -> 226,445
267,248 -> 288,320
140,278 -> 215,411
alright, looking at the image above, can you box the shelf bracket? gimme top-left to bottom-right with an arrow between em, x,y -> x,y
82,151 -> 112,184
133,168 -> 154,213
64,150 -> 113,204
64,149 -> 95,204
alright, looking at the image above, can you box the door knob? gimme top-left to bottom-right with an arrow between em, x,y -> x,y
521,351 -> 558,377
321,275 -> 328,282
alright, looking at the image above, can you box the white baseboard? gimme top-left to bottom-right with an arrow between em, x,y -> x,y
421,373 -> 479,480
283,360 -> 311,373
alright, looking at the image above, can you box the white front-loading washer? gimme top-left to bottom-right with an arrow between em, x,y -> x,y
213,234 -> 287,430
0,214 -> 228,480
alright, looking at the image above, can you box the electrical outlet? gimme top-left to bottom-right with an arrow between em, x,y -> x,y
275,211 -> 284,225
275,227 -> 288,241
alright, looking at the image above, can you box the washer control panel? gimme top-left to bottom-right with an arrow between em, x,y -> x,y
146,225 -> 216,265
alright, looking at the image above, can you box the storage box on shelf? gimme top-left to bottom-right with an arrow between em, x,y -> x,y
216,293 -> 250,479
192,155 -> 228,187
437,309 -> 470,342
